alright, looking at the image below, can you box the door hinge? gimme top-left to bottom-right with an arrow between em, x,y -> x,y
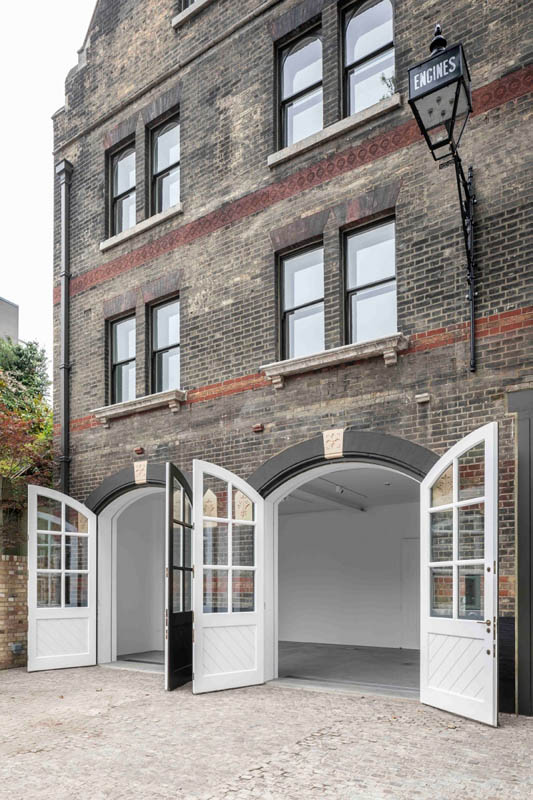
192,611 -> 194,623
166,567 -> 169,578
192,629 -> 194,643
493,644 -> 496,658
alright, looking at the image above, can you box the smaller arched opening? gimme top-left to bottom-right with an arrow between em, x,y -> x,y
96,485 -> 166,673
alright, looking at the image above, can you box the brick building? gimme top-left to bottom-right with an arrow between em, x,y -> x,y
25,0 -> 533,724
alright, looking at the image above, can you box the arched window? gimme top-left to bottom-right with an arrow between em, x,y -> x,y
280,32 -> 323,147
344,0 -> 394,116
152,118 -> 180,214
111,146 -> 136,235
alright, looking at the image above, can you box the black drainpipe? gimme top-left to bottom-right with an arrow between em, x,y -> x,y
56,159 -> 73,495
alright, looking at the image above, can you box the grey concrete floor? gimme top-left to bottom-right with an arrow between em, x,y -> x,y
278,641 -> 420,698
118,650 -> 164,665
0,666 -> 531,799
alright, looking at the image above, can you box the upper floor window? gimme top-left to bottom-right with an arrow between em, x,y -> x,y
111,145 -> 136,235
182,0 -> 196,8
345,219 -> 396,344
281,246 -> 324,359
152,118 -> 180,215
280,32 -> 323,148
152,299 -> 180,392
344,0 -> 394,116
111,316 -> 136,404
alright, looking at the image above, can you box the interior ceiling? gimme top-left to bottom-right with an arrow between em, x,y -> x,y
279,466 -> 419,516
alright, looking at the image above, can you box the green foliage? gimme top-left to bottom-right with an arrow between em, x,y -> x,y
0,338 -> 50,413
0,340 -> 54,552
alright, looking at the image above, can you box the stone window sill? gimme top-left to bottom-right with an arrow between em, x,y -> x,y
260,333 -> 409,388
91,389 -> 187,426
172,0 -> 215,29
100,203 -> 183,252
267,93 -> 402,169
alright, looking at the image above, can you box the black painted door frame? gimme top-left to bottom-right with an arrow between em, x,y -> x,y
165,462 -> 194,691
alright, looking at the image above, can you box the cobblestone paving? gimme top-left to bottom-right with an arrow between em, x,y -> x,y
0,667 -> 531,800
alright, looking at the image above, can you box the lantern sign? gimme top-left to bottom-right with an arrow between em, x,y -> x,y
408,29 -> 472,159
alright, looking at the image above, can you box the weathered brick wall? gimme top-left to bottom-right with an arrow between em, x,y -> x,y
50,0 -> 533,632
0,556 -> 27,669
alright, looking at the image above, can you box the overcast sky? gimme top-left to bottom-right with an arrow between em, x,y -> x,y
0,2 -> 96,375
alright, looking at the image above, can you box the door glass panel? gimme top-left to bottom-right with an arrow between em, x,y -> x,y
458,565 -> 484,620
65,574 -> 88,607
37,534 -> 61,570
203,523 -> 228,565
203,569 -> 228,613
430,567 -> 453,617
458,503 -> 484,560
65,536 -> 88,570
183,527 -> 192,568
430,510 -> 453,562
172,568 -> 183,613
172,485 -> 183,517
203,476 -> 228,518
232,525 -> 254,567
232,488 -> 254,522
232,570 -> 255,612
184,494 -> 192,525
37,497 -> 62,531
184,570 -> 192,612
458,442 -> 485,500
173,526 -> 183,567
65,506 -> 88,533
37,573 -> 61,607
431,464 -> 453,507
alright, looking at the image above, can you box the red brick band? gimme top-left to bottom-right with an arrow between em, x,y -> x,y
53,65 -> 533,305
57,305 -> 532,433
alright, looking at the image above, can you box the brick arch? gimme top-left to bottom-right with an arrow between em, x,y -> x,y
248,429 -> 438,498
85,462 -> 192,513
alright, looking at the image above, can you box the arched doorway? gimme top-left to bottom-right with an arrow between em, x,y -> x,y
262,460 -> 423,696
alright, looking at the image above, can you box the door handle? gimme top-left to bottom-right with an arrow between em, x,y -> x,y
476,619 -> 491,626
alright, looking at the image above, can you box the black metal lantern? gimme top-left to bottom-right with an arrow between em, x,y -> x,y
408,26 -> 478,372
408,26 -> 472,160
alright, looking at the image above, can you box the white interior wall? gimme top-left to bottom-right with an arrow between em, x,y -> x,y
116,493 -> 165,655
278,502 -> 419,649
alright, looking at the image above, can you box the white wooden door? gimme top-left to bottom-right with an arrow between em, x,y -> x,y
420,422 -> 498,726
28,486 -> 96,671
192,460 -> 264,693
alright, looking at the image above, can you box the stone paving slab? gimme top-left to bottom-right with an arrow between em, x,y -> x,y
0,666 -> 531,800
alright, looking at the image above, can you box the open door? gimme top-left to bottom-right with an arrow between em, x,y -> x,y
28,486 -> 96,671
192,460 -> 264,693
165,462 -> 193,690
420,422 -> 498,726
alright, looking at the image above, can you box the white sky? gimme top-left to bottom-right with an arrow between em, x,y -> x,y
0,1 -> 97,376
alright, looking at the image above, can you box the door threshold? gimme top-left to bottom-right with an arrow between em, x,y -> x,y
270,676 -> 419,700
99,660 -> 164,674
